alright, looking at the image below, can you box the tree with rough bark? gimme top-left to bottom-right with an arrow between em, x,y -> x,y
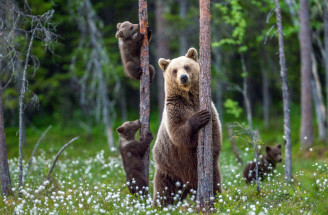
197,0 -> 213,210
300,0 -> 314,149
139,0 -> 151,183
274,0 -> 292,182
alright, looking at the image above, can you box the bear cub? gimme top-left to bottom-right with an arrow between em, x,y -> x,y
116,120 -> 153,195
116,21 -> 155,82
243,144 -> 282,183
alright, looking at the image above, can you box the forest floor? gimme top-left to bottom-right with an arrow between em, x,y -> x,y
1,116 -> 328,214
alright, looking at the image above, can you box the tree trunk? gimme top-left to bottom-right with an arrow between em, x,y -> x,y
324,1 -> 328,134
139,0 -> 151,183
275,0 -> 292,182
179,0 -> 188,56
300,0 -> 314,149
0,81 -> 12,196
241,54 -> 253,130
197,0 -> 213,210
311,54 -> 326,140
155,0 -> 169,115
261,62 -> 269,128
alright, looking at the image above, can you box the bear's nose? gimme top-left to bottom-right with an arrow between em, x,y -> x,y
180,75 -> 188,84
279,158 -> 282,162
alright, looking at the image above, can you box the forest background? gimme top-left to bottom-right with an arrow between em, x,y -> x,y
1,0 -> 328,214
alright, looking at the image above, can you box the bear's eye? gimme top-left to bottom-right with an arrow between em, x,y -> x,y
184,66 -> 189,71
173,69 -> 177,74
130,27 -> 133,30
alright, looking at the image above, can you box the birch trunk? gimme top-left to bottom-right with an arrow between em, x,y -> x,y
139,0 -> 151,183
275,0 -> 292,182
197,0 -> 213,210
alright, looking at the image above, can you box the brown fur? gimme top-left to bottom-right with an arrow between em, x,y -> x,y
243,144 -> 282,183
115,21 -> 155,81
116,120 -> 153,195
153,48 -> 222,206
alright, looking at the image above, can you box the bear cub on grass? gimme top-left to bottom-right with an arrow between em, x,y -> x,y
243,144 -> 282,183
116,120 -> 153,195
115,21 -> 155,81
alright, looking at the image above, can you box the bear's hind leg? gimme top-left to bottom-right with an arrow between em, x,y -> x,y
213,164 -> 222,196
126,61 -> 141,80
153,170 -> 178,207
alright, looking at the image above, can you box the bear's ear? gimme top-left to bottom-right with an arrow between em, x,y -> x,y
185,48 -> 198,61
115,30 -> 124,39
116,126 -> 125,133
277,144 -> 281,149
117,23 -> 122,29
266,146 -> 271,152
158,58 -> 171,71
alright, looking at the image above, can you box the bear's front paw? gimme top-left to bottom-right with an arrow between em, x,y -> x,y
189,110 -> 211,130
140,131 -> 153,144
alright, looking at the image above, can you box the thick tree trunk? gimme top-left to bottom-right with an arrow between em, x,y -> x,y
155,0 -> 169,115
197,0 -> 213,210
275,0 -> 292,182
0,81 -> 12,196
139,0 -> 151,183
300,0 -> 314,149
311,54 -> 326,140
179,0 -> 188,56
241,54 -> 253,130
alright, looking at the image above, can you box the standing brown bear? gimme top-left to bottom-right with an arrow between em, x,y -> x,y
117,120 -> 153,195
153,48 -> 222,206
115,21 -> 155,81
243,144 -> 282,183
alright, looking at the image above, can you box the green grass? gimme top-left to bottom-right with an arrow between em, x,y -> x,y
1,114 -> 328,214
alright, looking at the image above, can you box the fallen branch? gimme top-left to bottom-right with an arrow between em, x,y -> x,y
26,125 -> 52,173
47,136 -> 79,179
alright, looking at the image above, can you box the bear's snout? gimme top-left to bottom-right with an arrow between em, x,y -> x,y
180,75 -> 188,84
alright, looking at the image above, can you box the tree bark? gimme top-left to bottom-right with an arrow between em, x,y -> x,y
139,0 -> 151,183
311,54 -> 326,140
18,28 -> 36,195
241,54 -> 253,130
0,80 -> 12,196
324,1 -> 328,134
275,0 -> 292,182
300,0 -> 314,149
179,0 -> 188,56
261,62 -> 269,128
155,0 -> 169,115
197,0 -> 213,210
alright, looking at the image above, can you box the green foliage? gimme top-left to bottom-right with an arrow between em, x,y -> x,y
224,99 -> 243,118
212,0 -> 247,52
